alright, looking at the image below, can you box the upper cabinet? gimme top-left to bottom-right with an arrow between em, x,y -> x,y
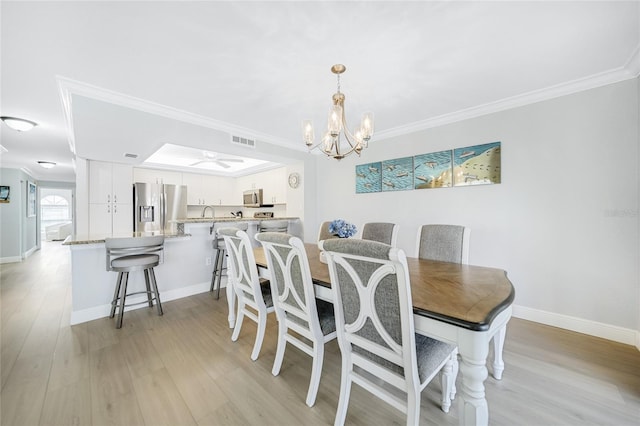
237,167 -> 287,204
182,173 -> 236,206
133,168 -> 182,185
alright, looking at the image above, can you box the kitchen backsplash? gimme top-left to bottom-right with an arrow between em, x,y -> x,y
186,204 -> 287,219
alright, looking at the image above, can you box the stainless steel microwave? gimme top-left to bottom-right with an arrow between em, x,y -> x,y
243,189 -> 263,207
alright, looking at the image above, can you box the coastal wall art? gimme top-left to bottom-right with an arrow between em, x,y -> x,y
414,150 -> 452,189
355,162 -> 382,193
0,186 -> 9,203
356,141 -> 501,194
453,142 -> 501,186
27,181 -> 36,217
382,157 -> 413,192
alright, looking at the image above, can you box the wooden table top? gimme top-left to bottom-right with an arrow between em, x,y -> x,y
254,243 -> 515,332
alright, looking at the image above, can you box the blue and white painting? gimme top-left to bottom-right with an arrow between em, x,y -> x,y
453,142 -> 501,186
381,157 -> 414,191
355,162 -> 382,193
413,150 -> 453,189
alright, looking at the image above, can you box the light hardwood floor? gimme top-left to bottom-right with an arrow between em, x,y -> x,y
1,241 -> 639,425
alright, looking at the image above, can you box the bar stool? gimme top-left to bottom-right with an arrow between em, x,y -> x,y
105,236 -> 164,329
210,222 -> 248,299
258,219 -> 289,233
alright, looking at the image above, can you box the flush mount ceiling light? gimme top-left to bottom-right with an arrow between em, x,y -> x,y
37,161 -> 56,169
302,64 -> 374,160
1,116 -> 38,132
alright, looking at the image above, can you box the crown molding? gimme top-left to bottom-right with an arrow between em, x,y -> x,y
55,76 -> 305,153
377,60 -> 640,141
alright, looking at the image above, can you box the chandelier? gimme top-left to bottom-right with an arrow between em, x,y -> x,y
302,64 -> 374,160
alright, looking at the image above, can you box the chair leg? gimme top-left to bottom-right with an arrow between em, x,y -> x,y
492,326 -> 506,380
406,384 -> 421,425
226,278 -> 236,328
334,356 -> 353,426
214,250 -> 225,300
451,348 -> 459,400
116,272 -> 129,329
271,321 -> 288,376
440,356 -> 454,413
306,343 -> 324,407
250,308 -> 267,361
149,267 -> 163,316
110,272 -> 124,318
231,302 -> 245,342
210,248 -> 222,293
144,269 -> 153,307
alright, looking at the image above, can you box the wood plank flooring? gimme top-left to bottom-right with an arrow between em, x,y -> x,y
1,241 -> 639,425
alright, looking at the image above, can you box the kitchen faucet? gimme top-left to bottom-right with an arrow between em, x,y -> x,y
201,205 -> 214,218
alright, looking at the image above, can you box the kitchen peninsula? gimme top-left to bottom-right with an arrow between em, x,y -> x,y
64,216 -> 300,325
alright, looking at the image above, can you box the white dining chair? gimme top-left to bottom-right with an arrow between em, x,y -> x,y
317,221 -> 338,242
320,238 -> 457,425
361,222 -> 399,246
218,227 -> 275,361
255,232 -> 337,407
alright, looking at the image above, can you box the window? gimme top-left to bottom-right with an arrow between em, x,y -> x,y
41,195 -> 70,222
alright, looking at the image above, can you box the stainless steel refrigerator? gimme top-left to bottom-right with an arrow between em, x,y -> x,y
133,182 -> 187,233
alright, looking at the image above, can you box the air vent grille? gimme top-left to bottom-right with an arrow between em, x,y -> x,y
124,153 -> 138,158
231,135 -> 256,148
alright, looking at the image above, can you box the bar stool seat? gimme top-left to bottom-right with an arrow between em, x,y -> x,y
105,236 -> 164,329
210,222 -> 248,299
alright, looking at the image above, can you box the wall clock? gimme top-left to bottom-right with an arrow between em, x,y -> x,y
288,172 -> 301,189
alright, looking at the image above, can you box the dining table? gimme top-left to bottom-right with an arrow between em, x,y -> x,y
241,242 -> 515,426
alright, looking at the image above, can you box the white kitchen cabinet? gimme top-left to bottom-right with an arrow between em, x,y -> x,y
238,167 -> 287,204
133,168 -> 182,185
182,173 -> 206,205
204,175 -> 236,205
89,161 -> 133,235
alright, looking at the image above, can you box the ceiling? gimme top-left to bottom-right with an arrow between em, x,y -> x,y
1,1 -> 638,183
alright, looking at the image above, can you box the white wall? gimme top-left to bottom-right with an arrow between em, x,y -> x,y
313,78 -> 639,343
0,168 -> 39,262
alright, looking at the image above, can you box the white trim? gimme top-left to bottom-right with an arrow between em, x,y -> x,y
23,246 -> 38,259
69,281 -> 210,325
0,256 -> 22,264
513,304 -> 638,347
377,66 -> 639,141
55,76 -> 303,152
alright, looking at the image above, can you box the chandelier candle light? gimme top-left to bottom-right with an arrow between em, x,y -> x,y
303,64 -> 374,160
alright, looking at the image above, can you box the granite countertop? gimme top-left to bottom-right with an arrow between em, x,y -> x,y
178,216 -> 299,223
63,231 -> 190,245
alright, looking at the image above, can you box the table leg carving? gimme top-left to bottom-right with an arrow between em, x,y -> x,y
458,332 -> 489,426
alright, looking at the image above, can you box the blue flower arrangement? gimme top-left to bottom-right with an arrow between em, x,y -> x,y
329,219 -> 357,238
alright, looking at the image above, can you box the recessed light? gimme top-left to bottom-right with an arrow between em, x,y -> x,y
1,116 -> 37,132
37,161 -> 56,169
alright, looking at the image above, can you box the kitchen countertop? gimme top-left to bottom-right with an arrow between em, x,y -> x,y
178,216 -> 300,223
63,231 -> 190,246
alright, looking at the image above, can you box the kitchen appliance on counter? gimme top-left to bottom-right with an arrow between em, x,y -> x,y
254,212 -> 274,218
134,182 -> 187,233
243,189 -> 274,208
231,211 -> 243,218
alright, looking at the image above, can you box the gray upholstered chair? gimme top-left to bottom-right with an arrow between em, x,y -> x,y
258,219 -> 289,233
210,222 -> 249,299
255,232 -> 337,407
319,238 -> 457,425
361,222 -> 399,246
317,221 -> 338,242
219,227 -> 274,361
105,236 -> 164,329
414,224 -> 470,264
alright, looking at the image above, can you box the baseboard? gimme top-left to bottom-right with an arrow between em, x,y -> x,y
513,304 -> 638,347
23,246 -> 38,259
70,281 -> 210,325
0,256 -> 22,264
